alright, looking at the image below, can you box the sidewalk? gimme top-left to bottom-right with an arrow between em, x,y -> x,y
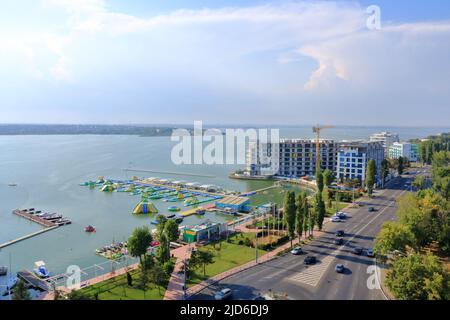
163,244 -> 195,300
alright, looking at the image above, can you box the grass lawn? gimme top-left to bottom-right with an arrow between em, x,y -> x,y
250,185 -> 313,207
326,201 -> 349,216
187,240 -> 266,286
79,269 -> 167,300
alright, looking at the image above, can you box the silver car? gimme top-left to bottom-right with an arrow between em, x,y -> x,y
214,288 -> 232,300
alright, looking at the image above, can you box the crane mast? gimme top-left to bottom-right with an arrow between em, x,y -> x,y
312,125 -> 334,171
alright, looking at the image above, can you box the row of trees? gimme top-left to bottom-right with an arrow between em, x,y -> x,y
374,149 -> 450,300
417,133 -> 450,165
284,167 -> 330,247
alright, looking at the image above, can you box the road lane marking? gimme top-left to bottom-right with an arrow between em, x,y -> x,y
285,189 -> 406,288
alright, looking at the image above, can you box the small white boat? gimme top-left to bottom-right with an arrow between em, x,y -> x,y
33,261 -> 50,278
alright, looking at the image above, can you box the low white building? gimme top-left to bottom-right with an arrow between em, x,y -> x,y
388,142 -> 418,162
370,131 -> 399,153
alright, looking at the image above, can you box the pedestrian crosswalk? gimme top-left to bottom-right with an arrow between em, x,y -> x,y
286,252 -> 337,287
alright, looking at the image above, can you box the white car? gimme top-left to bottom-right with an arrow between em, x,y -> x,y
331,216 -> 341,222
214,288 -> 232,300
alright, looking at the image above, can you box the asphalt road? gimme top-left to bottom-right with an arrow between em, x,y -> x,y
190,166 -> 429,300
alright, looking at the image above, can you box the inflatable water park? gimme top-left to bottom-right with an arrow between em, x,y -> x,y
80,176 -> 227,217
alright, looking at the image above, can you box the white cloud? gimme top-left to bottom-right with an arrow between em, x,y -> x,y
1,1 -> 450,125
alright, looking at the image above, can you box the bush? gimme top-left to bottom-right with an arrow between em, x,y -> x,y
238,240 -> 244,245
162,259 -> 176,276
244,237 -> 252,247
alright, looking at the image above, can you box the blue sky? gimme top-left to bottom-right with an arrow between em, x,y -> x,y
1,0 -> 450,125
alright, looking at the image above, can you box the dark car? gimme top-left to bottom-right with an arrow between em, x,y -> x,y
335,230 -> 345,237
353,247 -> 363,255
334,238 -> 344,245
304,256 -> 317,265
368,207 -> 376,212
366,249 -> 375,257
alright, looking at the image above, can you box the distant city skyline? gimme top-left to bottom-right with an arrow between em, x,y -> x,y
1,0 -> 450,125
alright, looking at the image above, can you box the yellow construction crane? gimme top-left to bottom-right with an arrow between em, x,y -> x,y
312,124 -> 334,170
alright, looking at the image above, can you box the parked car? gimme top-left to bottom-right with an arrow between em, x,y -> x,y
334,238 -> 344,245
331,216 -> 342,223
291,247 -> 304,255
335,264 -> 345,273
304,256 -> 317,265
336,212 -> 347,219
368,207 -> 376,212
215,288 -> 232,300
366,249 -> 375,257
353,247 -> 363,255
335,230 -> 345,237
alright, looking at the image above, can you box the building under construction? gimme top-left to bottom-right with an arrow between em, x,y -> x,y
246,139 -> 337,178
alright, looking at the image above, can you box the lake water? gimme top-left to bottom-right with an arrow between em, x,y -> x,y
0,126 -> 448,293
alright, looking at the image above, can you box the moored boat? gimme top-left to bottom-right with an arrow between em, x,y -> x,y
33,261 -> 50,278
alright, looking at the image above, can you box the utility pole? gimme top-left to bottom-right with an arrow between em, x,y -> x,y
255,230 -> 259,264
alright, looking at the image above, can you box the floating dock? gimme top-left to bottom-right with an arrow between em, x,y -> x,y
13,209 -> 57,227
17,270 -> 51,292
179,204 -> 216,217
12,208 -> 72,227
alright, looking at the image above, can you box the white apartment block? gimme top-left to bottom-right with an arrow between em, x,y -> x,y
336,141 -> 385,185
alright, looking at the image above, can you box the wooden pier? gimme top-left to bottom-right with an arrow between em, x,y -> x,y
12,209 -> 57,228
0,226 -> 58,249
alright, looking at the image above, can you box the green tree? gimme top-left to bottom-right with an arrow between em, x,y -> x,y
155,214 -> 168,240
303,197 -> 310,238
365,159 -> 376,196
381,159 -> 389,188
398,156 -> 405,175
374,221 -> 415,256
431,151 -> 450,199
192,250 -> 215,276
164,219 -> 180,243
413,175 -> 426,190
315,193 -> 326,231
284,191 -> 297,247
295,192 -> 306,242
323,168 -> 334,187
316,168 -> 324,193
128,226 -> 152,268
386,253 -> 450,300
12,280 -> 31,300
156,232 -> 171,264
150,263 -> 169,296
137,269 -> 150,299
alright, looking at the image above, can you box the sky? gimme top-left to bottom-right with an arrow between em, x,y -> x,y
0,0 -> 450,126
